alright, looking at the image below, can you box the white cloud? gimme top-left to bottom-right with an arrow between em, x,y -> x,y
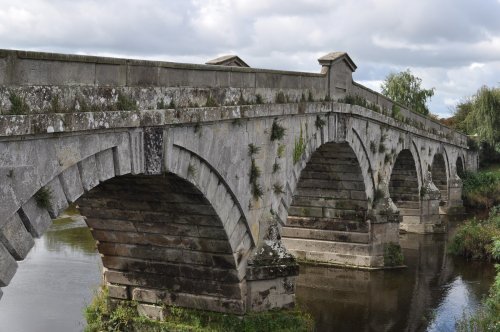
0,0 -> 499,117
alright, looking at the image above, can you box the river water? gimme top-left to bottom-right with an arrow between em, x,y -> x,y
0,215 -> 495,332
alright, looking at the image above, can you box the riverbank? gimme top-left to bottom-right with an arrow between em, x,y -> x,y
462,164 -> 500,209
84,288 -> 314,332
450,205 -> 500,331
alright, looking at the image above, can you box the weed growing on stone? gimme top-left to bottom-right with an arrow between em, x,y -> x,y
315,115 -> 326,130
384,242 -> 404,266
308,90 -> 314,102
370,141 -> 377,154
255,94 -> 264,104
293,126 -> 306,164
249,158 -> 263,200
169,99 -> 176,109
272,162 -> 281,174
205,95 -> 219,107
273,183 -> 285,195
384,153 -> 392,164
232,118 -> 243,127
270,119 -> 286,141
391,104 -> 401,118
378,143 -> 386,154
9,92 -> 29,114
34,187 -> 53,210
187,164 -> 197,178
248,143 -> 261,156
116,93 -> 137,111
157,99 -> 167,109
275,91 -> 286,104
50,96 -> 62,113
277,144 -> 286,158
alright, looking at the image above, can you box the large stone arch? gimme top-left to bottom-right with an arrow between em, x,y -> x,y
389,149 -> 421,227
0,134 -> 255,313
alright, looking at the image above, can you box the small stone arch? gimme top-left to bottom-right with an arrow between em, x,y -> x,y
456,155 -> 465,178
431,153 -> 448,205
389,149 -> 420,225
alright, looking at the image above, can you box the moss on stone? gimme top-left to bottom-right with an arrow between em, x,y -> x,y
84,287 -> 314,332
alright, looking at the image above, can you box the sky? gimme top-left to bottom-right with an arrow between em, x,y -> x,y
1,0 -> 499,117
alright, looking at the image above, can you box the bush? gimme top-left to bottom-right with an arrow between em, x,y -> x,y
462,169 -> 500,208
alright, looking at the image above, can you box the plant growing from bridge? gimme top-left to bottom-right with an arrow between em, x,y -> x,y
50,95 -> 62,113
34,187 -> 53,210
255,94 -> 264,104
383,242 -> 404,266
275,91 -> 287,104
381,69 -> 434,116
270,119 -> 286,141
116,93 -> 137,111
187,163 -> 197,178
273,182 -> 285,195
308,90 -> 314,102
370,141 -> 377,154
277,144 -> 286,158
9,92 -> 29,114
205,95 -> 219,107
249,158 -> 263,199
248,143 -> 261,156
315,115 -> 326,130
293,126 -> 306,164
272,162 -> 281,174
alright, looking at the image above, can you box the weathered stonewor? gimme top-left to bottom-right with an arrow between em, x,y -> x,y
0,49 -> 476,315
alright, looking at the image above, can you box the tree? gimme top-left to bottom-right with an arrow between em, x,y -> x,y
464,86 -> 500,151
381,69 -> 435,115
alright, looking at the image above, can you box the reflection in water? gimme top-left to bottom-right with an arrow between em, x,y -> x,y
0,213 -> 495,331
296,223 -> 495,332
0,216 -> 102,332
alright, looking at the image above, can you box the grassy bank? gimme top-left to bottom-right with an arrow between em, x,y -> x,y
449,206 -> 500,331
461,164 -> 500,209
84,288 -> 314,332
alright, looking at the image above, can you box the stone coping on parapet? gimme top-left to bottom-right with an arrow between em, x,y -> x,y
0,101 -> 468,149
0,49 -> 325,77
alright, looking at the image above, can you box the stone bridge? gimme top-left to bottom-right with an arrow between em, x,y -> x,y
0,50 -> 475,315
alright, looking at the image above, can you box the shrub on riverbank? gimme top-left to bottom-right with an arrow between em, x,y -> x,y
456,239 -> 500,331
84,288 -> 314,332
448,206 -> 500,261
450,206 -> 500,331
461,165 -> 500,209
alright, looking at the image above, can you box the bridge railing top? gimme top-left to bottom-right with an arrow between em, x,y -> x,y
0,49 -> 467,147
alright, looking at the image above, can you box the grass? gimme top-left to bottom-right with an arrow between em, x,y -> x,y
452,206 -> 500,331
461,165 -> 500,209
248,144 -> 260,156
205,95 -> 219,107
84,287 -> 314,332
116,93 -> 138,111
293,126 -> 306,164
9,92 -> 30,114
275,91 -> 287,104
315,115 -> 326,130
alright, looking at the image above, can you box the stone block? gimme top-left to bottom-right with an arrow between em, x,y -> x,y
95,149 -> 115,182
78,155 -> 100,191
108,284 -> 129,299
137,303 -> 165,320
59,164 -> 84,202
45,176 -> 69,218
0,242 -> 17,287
0,213 -> 34,260
19,197 -> 52,237
95,63 -> 126,86
12,58 -> 95,85
127,65 -> 159,86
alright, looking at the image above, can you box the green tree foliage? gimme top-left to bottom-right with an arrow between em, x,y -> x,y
464,86 -> 500,151
381,69 -> 435,115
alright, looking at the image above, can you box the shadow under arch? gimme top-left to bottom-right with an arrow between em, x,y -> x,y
282,141 -> 372,267
431,153 -> 448,206
456,155 -> 465,178
389,149 -> 420,226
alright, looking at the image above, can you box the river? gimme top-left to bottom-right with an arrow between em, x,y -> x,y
0,214 -> 495,332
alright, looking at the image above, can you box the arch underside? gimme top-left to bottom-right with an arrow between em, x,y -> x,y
432,154 -> 448,205
77,174 -> 245,313
282,142 -> 373,267
389,149 -> 420,225
456,156 -> 465,178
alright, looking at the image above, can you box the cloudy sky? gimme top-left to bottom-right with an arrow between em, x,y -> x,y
1,0 -> 499,117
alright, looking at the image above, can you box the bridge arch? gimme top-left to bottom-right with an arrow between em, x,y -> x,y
456,155 -> 465,178
431,152 -> 449,206
1,142 -> 253,313
389,149 -> 421,225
